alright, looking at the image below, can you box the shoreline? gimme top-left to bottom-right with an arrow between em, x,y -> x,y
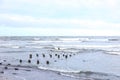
0,65 -> 79,80
1,64 -> 120,80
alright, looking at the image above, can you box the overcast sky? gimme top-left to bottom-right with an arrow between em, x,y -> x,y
0,0 -> 120,36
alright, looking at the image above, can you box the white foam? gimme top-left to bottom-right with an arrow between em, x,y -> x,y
59,38 -> 109,42
53,44 -> 120,49
11,46 -> 21,49
0,44 -> 21,49
33,38 -> 40,40
25,46 -> 43,49
30,40 -> 59,43
60,73 -> 80,79
59,38 -> 80,41
30,38 -> 109,44
106,51 -> 120,55
89,39 -> 108,42
38,66 -> 80,73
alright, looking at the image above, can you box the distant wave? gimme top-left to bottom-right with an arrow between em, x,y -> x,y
11,46 -> 21,49
29,38 -> 120,44
106,51 -> 120,55
0,45 -> 22,49
108,38 -> 120,41
58,38 -> 98,42
53,44 -> 120,49
30,40 -> 61,44
53,47 -> 79,53
58,38 -> 109,42
89,39 -> 108,42
59,38 -> 81,41
25,46 -> 43,49
59,38 -> 120,42
33,37 -> 41,40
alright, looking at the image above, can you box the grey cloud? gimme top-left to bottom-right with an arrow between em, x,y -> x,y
0,16 -> 81,29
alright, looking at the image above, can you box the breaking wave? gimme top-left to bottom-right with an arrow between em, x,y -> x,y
38,66 -> 120,80
60,71 -> 120,80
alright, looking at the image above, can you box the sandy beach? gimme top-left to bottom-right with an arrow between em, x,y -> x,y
0,64 -> 79,80
1,52 -> 120,80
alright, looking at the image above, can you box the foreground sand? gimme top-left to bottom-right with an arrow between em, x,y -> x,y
1,52 -> 120,80
1,64 -> 120,80
0,75 -> 9,80
0,65 -> 80,80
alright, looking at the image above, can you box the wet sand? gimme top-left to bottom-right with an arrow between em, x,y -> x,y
0,75 -> 9,80
0,65 -> 79,80
1,63 -> 120,80
0,53 -> 120,80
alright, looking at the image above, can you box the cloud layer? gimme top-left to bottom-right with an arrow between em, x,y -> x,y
0,0 -> 120,36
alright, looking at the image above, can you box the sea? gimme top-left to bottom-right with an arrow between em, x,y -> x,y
1,36 -> 120,79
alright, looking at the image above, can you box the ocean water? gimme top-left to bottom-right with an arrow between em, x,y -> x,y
1,36 -> 120,79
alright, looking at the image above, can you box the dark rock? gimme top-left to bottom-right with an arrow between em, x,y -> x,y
0,71 -> 4,74
7,63 -> 11,66
28,60 -> 31,63
19,59 -> 22,63
29,54 -> 32,59
0,63 -> 2,65
42,54 -> 45,57
55,54 -> 57,56
49,54 -> 52,58
3,60 -> 6,62
37,60 -> 40,64
36,54 -> 39,57
65,55 -> 68,59
4,66 -> 8,69
46,61 -> 49,65
14,68 -> 19,70
58,55 -> 60,58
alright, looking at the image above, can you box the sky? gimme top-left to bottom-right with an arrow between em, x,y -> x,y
0,0 -> 120,36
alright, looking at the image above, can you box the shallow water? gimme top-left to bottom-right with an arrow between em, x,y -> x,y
1,36 -> 120,80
